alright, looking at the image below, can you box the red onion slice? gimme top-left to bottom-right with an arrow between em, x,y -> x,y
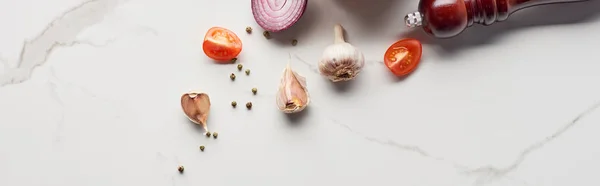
251,0 -> 308,32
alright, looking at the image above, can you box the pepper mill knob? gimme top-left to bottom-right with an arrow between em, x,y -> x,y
404,11 -> 423,28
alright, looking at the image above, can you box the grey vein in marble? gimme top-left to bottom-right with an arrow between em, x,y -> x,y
466,101 -> 600,185
308,102 -> 439,159
47,66 -> 128,146
332,118 -> 429,156
293,54 -> 319,73
47,78 -> 66,145
0,54 -> 8,69
0,0 -> 122,86
323,100 -> 597,186
327,116 -> 469,171
293,54 -> 384,74
46,68 -> 85,146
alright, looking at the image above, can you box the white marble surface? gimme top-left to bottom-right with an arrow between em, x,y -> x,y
1,0 -> 600,185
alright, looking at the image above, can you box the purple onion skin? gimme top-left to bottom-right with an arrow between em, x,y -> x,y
251,0 -> 308,32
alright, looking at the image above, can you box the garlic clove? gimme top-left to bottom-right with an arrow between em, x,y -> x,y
181,91 -> 211,131
318,24 -> 365,82
276,63 -> 310,113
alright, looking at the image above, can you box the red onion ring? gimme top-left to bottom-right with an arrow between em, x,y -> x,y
251,0 -> 308,32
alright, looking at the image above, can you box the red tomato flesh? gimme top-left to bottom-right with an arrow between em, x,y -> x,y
384,38 -> 422,76
202,27 -> 243,62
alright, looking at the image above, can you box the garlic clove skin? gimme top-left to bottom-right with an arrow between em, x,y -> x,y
318,24 -> 365,82
276,64 -> 310,113
181,91 -> 211,131
318,43 -> 365,82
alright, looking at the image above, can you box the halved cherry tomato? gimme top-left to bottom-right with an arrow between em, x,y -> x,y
202,27 -> 243,62
383,38 -> 422,76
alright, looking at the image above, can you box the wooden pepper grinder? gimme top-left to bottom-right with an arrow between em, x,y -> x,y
405,0 -> 589,38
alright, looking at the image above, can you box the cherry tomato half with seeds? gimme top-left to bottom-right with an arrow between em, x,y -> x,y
202,27 -> 243,62
383,38 -> 422,76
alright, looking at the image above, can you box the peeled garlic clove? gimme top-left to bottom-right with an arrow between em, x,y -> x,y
276,64 -> 310,113
181,91 -> 211,131
318,24 -> 365,82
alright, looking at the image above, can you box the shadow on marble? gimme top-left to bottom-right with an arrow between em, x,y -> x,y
333,0 -> 400,28
285,106 -> 311,125
400,0 -> 600,55
327,78 -> 358,93
369,59 -> 422,83
183,118 -> 208,134
270,0 -> 320,45
386,70 -> 413,83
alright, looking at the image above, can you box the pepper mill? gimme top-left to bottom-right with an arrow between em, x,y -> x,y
404,0 -> 589,38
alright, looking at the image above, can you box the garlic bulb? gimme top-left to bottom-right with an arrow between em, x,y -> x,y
276,63 -> 310,113
181,91 -> 211,132
318,24 -> 365,82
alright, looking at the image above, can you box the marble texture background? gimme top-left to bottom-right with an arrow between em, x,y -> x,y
1,0 -> 600,186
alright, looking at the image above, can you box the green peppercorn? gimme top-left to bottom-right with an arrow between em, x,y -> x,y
292,39 -> 298,46
199,145 -> 205,151
231,101 -> 237,107
237,64 -> 243,71
245,69 -> 250,75
263,31 -> 271,39
178,166 -> 184,173
230,73 -> 236,80
246,102 -> 252,109
246,26 -> 252,33
212,132 -> 218,139
251,88 -> 257,94
205,132 -> 211,137
231,58 -> 237,63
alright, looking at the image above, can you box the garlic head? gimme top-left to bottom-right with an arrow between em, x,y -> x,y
276,64 -> 310,113
318,24 -> 365,82
181,91 -> 211,132
319,43 -> 365,82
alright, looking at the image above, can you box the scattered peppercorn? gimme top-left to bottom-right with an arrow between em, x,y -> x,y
205,132 -> 211,137
292,39 -> 298,46
212,132 -> 218,138
263,31 -> 271,39
178,166 -> 184,173
199,145 -> 205,151
231,58 -> 237,63
230,73 -> 236,80
246,26 -> 252,33
246,102 -> 252,109
245,69 -> 250,75
237,64 -> 243,71
252,88 -> 257,94
231,101 -> 237,107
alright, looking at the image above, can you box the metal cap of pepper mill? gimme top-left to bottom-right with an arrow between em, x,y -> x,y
404,11 -> 423,28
